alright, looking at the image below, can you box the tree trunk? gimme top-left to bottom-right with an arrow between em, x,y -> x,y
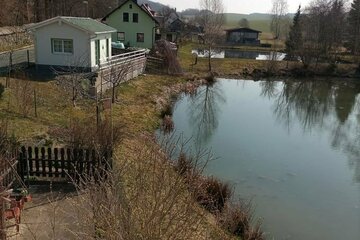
208,46 -> 212,72
72,84 -> 76,107
112,84 -> 115,104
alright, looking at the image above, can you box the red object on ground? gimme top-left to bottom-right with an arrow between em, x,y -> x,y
24,195 -> 32,202
3,194 -> 31,233
4,207 -> 21,232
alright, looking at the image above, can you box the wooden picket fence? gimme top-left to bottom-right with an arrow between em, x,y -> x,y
146,56 -> 165,73
18,146 -> 112,183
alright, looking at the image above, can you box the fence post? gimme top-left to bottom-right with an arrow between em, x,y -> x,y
47,148 -> 52,177
9,52 -> 12,70
6,52 -> 12,88
18,147 -> 25,183
34,89 -> 37,117
27,50 -> 30,68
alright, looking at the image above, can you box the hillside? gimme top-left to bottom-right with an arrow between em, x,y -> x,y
137,0 -> 168,11
134,1 -> 278,33
224,13 -> 272,32
224,13 -> 293,32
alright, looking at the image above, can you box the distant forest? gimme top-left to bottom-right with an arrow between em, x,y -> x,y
0,0 -> 170,26
0,0 -> 122,26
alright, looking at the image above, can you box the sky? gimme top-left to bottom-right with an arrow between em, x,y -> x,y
154,0 -> 313,14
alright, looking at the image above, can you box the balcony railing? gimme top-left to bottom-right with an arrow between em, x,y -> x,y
99,49 -> 147,70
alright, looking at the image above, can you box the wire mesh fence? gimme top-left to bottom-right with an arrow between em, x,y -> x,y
0,48 -> 35,75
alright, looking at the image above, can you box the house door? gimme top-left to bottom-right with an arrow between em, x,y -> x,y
95,40 -> 100,66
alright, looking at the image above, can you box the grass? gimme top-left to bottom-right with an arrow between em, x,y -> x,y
0,77 -> 94,142
2,42 -> 357,239
0,71 -> 236,239
178,43 -> 285,76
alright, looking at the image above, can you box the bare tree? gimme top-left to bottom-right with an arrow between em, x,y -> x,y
271,0 -> 289,40
0,0 -> 119,26
300,0 -> 347,66
102,61 -> 132,104
238,18 -> 250,28
199,0 -> 225,72
54,56 -> 93,107
12,78 -> 34,117
348,0 -> 360,55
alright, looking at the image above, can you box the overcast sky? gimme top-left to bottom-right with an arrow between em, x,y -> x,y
154,0 -> 313,14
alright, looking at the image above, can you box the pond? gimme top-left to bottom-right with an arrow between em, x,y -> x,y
169,79 -> 360,240
191,49 -> 286,61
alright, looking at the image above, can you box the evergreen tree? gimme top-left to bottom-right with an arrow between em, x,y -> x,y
285,5 -> 302,60
348,0 -> 360,55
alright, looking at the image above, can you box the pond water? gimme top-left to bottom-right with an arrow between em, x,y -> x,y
170,79 -> 360,240
191,49 -> 286,61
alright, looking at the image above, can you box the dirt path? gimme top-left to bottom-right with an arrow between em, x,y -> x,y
8,183 -> 90,240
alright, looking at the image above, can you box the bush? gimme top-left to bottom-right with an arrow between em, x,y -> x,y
219,202 -> 264,240
326,62 -> 337,74
160,103 -> 173,118
174,153 -> 194,177
161,115 -> 174,133
0,83 -> 4,99
196,176 -> 233,213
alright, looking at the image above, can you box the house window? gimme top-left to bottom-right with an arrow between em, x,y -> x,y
137,33 -> 144,42
117,32 -> 125,41
51,38 -> 73,54
123,12 -> 129,22
133,13 -> 138,23
129,4 -> 132,9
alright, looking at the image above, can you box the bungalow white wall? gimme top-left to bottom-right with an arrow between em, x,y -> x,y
33,21 -> 112,69
90,35 -> 112,69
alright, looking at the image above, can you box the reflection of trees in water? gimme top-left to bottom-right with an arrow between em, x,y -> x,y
334,84 -> 359,124
263,80 -> 360,182
260,81 -> 278,99
188,81 -> 225,146
331,99 -> 360,182
273,81 -> 334,131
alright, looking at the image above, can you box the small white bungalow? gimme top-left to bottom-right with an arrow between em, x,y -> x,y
27,16 -> 116,71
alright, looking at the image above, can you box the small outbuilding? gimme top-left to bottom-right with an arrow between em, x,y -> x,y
27,16 -> 116,71
225,27 -> 261,46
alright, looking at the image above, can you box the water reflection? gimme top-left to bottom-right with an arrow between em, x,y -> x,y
187,82 -> 225,146
272,81 -> 334,131
263,80 -> 360,182
172,78 -> 360,239
191,49 -> 285,61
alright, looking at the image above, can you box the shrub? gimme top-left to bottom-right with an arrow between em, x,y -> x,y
12,79 -> 34,117
326,62 -> 337,74
219,202 -> 264,240
0,83 -> 4,99
161,115 -> 174,133
174,153 -> 194,177
196,176 -> 233,213
160,103 -> 173,118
